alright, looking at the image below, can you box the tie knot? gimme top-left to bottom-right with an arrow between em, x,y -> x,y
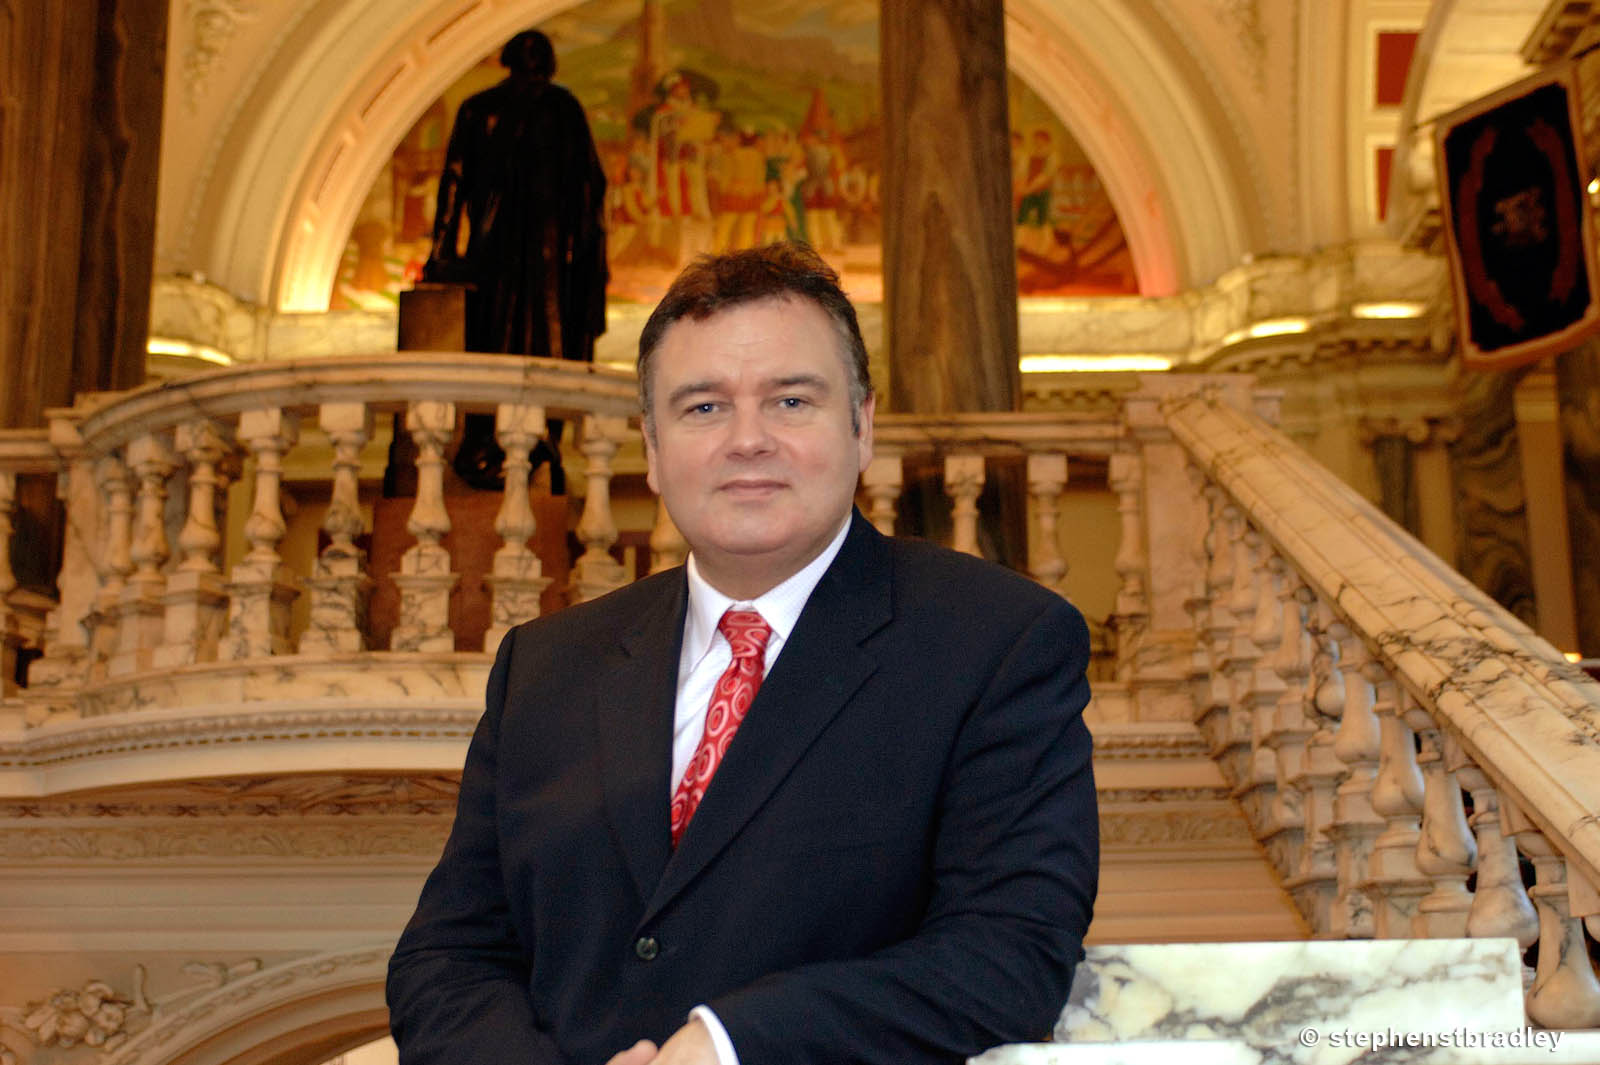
718,609 -> 772,661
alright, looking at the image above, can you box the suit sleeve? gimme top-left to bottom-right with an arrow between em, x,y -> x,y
387,628 -> 571,1065
708,596 -> 1097,1064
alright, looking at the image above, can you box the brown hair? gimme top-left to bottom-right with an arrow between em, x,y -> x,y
637,243 -> 872,433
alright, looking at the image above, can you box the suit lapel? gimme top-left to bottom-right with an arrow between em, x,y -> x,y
594,573 -> 686,907
642,513 -> 893,925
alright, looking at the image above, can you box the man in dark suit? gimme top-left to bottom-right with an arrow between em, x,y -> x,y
387,243 -> 1097,1065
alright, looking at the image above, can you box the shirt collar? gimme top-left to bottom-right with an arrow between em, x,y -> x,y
682,514 -> 853,665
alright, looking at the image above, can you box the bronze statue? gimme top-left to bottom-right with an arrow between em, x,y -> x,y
425,29 -> 607,490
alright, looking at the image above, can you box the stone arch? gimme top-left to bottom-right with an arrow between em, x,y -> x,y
109,948 -> 390,1065
186,0 -> 1256,309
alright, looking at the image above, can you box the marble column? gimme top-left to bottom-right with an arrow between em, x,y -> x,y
1512,361 -> 1579,651
0,0 -> 165,428
881,0 -> 1018,415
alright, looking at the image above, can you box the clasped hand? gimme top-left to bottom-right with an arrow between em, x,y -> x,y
604,1018 -> 715,1065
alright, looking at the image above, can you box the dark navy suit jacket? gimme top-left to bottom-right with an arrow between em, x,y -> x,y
387,511 -> 1097,1064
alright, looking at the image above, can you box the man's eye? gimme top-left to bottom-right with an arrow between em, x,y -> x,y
686,402 -> 719,415
776,396 -> 809,409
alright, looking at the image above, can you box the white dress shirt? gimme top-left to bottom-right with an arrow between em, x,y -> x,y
675,515 -> 852,1065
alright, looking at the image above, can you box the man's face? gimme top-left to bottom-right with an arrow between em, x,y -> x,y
644,297 -> 874,599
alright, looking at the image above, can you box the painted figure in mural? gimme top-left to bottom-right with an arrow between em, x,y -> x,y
424,29 -> 608,363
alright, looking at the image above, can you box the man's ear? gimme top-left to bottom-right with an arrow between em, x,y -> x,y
855,392 -> 876,472
643,421 -> 660,495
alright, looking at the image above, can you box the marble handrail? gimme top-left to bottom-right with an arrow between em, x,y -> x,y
1161,381 -> 1600,1027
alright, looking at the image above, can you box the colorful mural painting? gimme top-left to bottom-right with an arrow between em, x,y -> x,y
329,0 -> 1139,312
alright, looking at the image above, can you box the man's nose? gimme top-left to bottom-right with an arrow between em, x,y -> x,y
724,404 -> 776,455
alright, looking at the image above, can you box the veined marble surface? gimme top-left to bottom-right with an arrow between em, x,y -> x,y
978,1031 -> 1600,1065
1051,940 -> 1524,1058
972,939 -> 1600,1065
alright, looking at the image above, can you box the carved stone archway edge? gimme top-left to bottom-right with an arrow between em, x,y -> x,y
105,947 -> 391,1065
183,0 -> 1256,311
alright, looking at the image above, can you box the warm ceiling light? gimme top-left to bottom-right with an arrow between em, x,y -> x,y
1588,178 -> 1599,196
1566,652 -> 1584,663
1020,355 -> 1174,373
1221,317 -> 1310,346
147,337 -> 233,366
1352,301 -> 1427,319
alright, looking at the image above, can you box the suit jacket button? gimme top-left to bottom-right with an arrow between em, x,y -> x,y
634,936 -> 660,961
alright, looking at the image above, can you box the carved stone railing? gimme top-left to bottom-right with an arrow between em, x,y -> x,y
1159,378 -> 1600,1030
0,354 -> 1144,795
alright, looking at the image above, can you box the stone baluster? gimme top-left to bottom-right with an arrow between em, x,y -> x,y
225,409 -> 301,659
392,402 -> 458,652
1365,679 -> 1429,937
0,471 -> 19,695
1503,807 -> 1600,1028
300,403 -> 374,656
1571,871 -> 1600,947
861,454 -> 903,537
944,454 -> 985,557
154,420 -> 233,667
571,415 -> 628,605
1327,628 -> 1383,939
649,499 -> 687,575
1456,766 -> 1538,949
1260,565 -> 1314,877
1287,599 -> 1343,932
1189,486 -> 1233,758
1238,543 -> 1286,831
107,433 -> 178,677
1025,453 -> 1069,591
87,454 -> 134,678
484,404 -> 552,649
1407,722 -> 1477,938
23,415 -> 96,700
1212,517 -> 1262,790
1107,451 -> 1147,675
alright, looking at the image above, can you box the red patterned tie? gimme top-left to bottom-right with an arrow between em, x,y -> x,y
670,608 -> 772,846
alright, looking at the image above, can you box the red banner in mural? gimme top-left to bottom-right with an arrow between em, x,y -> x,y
1435,63 -> 1600,371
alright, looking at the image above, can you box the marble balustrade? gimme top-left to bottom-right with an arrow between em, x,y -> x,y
0,355 -> 1133,754
1157,379 -> 1600,1032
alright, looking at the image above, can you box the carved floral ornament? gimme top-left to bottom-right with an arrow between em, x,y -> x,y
6,960 -> 263,1059
23,982 -> 135,1051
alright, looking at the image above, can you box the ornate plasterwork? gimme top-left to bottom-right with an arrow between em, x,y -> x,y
0,820 -> 450,861
183,0 -> 259,111
0,774 -> 459,861
0,705 -> 480,770
1212,0 -> 1267,94
1099,808 -> 1255,845
8,959 -> 266,1062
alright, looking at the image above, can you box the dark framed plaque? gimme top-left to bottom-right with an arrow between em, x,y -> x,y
1436,63 -> 1600,371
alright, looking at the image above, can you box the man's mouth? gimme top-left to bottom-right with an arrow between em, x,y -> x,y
719,479 -> 786,495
